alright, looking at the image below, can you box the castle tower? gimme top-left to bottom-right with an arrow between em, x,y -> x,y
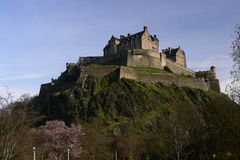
210,66 -> 216,80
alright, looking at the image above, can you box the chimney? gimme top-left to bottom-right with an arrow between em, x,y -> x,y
143,26 -> 148,31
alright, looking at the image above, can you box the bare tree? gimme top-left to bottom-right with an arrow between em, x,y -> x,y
226,24 -> 240,103
161,104 -> 202,160
0,86 -> 14,109
165,108 -> 190,160
0,89 -> 30,160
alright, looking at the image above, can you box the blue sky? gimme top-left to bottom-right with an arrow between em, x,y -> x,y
0,0 -> 239,97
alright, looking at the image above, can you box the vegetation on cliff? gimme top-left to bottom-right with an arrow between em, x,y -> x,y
36,76 -> 240,160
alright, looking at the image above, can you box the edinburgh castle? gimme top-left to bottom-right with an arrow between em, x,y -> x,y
40,26 -> 220,95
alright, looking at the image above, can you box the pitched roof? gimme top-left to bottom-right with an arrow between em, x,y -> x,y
110,35 -> 120,40
163,47 -> 185,60
119,31 -> 144,43
163,47 -> 180,55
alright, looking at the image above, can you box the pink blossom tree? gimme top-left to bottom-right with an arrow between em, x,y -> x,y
32,120 -> 84,160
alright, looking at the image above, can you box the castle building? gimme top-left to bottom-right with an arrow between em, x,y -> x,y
64,26 -> 220,92
80,26 -> 195,76
103,26 -> 159,56
162,47 -> 186,68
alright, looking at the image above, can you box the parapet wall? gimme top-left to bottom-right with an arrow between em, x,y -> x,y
79,54 -> 121,66
119,66 -> 208,90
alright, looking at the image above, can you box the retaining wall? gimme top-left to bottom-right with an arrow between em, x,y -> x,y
75,66 -> 210,91
119,66 -> 208,90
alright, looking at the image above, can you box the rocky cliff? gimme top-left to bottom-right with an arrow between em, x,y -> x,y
36,70 -> 240,159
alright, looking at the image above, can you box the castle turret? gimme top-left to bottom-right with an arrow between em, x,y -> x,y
210,66 -> 216,80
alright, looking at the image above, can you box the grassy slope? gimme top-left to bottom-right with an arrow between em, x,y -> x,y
130,67 -> 171,74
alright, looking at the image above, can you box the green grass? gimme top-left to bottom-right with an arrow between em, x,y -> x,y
89,64 -> 104,68
93,77 -> 113,95
90,64 -> 118,68
130,67 -> 171,74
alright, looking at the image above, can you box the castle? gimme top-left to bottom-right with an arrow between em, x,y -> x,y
79,26 -> 194,77
40,26 -> 220,94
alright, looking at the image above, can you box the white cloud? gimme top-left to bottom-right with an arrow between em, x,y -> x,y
188,56 -> 232,70
0,85 -> 37,101
0,73 -> 46,81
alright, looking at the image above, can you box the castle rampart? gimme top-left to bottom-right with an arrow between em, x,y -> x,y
72,66 -> 211,91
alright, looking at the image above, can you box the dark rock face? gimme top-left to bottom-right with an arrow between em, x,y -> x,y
38,75 -> 232,123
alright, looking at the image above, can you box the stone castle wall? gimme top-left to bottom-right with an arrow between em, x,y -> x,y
175,50 -> 186,67
119,66 -> 208,90
126,49 -> 163,69
80,54 -> 121,66
76,66 -> 120,83
75,66 -> 209,91
208,80 -> 221,93
141,29 -> 159,52
195,66 -> 220,92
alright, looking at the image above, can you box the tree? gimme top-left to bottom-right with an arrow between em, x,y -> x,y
161,103 -> 205,160
32,120 -> 84,160
164,107 -> 191,160
227,24 -> 240,103
0,90 -> 31,160
80,121 -> 113,160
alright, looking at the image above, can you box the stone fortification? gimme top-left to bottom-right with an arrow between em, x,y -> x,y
119,66 -> 208,90
195,66 -> 220,92
125,49 -> 163,68
39,26 -> 221,95
47,64 -> 218,92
